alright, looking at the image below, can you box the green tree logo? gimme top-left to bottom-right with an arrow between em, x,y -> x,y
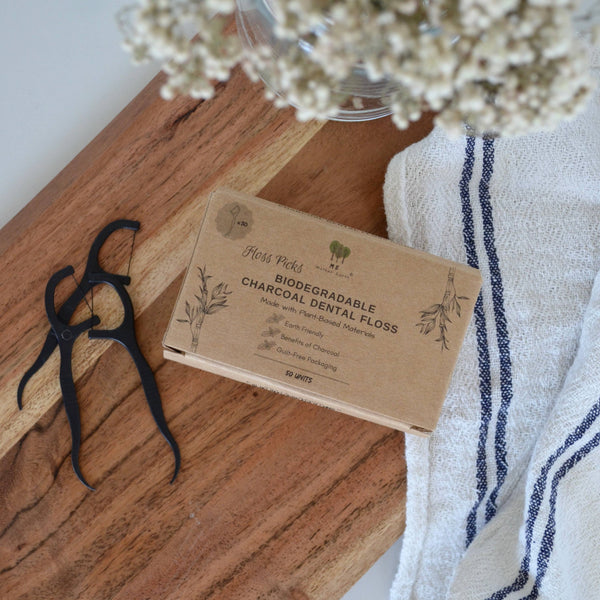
329,240 -> 351,269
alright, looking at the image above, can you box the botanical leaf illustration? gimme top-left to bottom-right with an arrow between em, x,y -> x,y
266,313 -> 284,324
258,339 -> 276,351
262,326 -> 280,337
416,267 -> 467,351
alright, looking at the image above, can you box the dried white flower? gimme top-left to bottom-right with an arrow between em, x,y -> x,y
119,0 -> 598,137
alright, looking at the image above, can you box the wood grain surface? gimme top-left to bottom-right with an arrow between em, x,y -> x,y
0,67 -> 433,599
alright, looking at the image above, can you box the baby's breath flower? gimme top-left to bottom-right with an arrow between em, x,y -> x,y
119,0 -> 598,137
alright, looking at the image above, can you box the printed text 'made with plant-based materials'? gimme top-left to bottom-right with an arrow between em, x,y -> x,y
163,188 -> 481,435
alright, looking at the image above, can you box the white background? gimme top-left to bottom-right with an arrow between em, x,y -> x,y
0,2 -> 403,598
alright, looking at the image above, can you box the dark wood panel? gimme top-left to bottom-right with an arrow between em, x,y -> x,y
0,65 -> 429,598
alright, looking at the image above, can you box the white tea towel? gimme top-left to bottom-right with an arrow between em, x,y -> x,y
384,53 -> 600,600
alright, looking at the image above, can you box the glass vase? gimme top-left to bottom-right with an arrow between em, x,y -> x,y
235,0 -> 399,122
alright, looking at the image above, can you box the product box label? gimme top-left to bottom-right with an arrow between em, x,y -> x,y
163,188 -> 481,434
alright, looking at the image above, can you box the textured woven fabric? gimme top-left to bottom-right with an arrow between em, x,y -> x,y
384,51 -> 600,600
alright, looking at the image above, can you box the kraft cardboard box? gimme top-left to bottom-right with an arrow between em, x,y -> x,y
163,188 -> 481,435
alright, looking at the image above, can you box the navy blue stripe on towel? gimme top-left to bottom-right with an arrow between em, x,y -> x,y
476,138 -> 515,524
486,400 -> 600,600
527,430 -> 600,599
460,136 -> 494,548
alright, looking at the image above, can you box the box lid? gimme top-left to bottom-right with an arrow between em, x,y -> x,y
164,188 -> 481,435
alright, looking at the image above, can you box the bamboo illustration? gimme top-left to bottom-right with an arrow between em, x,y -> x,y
416,267 -> 468,351
177,265 -> 231,352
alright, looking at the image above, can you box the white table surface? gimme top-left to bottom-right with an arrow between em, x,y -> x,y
0,3 -> 403,598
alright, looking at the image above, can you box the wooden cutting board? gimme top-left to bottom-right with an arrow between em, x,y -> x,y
0,67 -> 432,599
